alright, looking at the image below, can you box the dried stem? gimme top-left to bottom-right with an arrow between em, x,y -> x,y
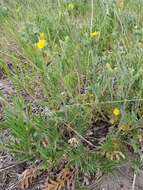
67,124 -> 96,148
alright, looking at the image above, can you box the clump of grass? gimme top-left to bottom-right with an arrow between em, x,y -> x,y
1,0 -> 143,187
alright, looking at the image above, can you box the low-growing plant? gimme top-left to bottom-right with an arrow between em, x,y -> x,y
1,0 -> 143,188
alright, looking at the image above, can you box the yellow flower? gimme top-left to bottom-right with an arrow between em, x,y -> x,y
68,3 -> 74,10
90,31 -> 100,37
39,32 -> 45,40
113,108 -> 120,116
37,39 -> 46,49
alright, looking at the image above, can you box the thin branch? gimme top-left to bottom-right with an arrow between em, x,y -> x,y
132,173 -> 137,190
131,154 -> 143,190
66,124 -> 96,148
59,98 -> 143,108
0,161 -> 25,172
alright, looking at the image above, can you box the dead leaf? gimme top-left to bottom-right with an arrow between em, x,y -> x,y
18,166 -> 38,189
43,167 -> 77,190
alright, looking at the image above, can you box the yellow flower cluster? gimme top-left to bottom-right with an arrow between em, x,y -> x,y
90,31 -> 100,37
37,32 -> 46,49
110,107 -> 121,124
112,108 -> 120,116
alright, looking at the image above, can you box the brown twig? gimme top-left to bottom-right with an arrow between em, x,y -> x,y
0,161 -> 25,172
66,124 -> 96,148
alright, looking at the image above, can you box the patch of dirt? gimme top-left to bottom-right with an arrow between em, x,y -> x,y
93,166 -> 143,190
84,118 -> 111,149
0,151 -> 23,190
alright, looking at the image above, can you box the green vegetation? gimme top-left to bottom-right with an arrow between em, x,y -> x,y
0,0 -> 143,188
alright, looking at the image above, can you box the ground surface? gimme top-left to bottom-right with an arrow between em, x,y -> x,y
1,148 -> 143,190
0,79 -> 143,190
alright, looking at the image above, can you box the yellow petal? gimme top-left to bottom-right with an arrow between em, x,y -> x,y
90,31 -> 100,37
112,108 -> 120,116
37,39 -> 46,49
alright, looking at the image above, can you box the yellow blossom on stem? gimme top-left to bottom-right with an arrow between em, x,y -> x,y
90,31 -> 100,37
112,108 -> 120,116
37,39 -> 46,49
